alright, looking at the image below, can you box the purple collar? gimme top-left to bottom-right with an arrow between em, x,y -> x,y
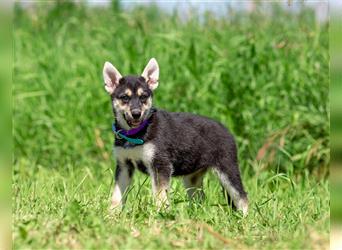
112,119 -> 150,137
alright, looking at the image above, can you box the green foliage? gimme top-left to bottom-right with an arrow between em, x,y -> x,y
13,3 -> 330,249
13,3 -> 329,176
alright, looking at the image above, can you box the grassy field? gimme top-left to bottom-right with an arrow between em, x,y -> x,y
13,159 -> 329,249
13,2 -> 329,249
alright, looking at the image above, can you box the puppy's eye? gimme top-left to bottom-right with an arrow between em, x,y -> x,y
119,95 -> 130,102
140,95 -> 148,102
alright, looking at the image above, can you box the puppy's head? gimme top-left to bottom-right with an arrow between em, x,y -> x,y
103,58 -> 159,129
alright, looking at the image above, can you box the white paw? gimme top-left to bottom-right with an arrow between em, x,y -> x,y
237,198 -> 249,217
110,199 -> 122,210
155,196 -> 170,211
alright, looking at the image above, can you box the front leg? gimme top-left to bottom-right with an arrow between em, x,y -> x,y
150,160 -> 172,209
111,160 -> 134,209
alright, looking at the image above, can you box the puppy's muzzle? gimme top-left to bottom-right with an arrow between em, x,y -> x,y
131,109 -> 142,120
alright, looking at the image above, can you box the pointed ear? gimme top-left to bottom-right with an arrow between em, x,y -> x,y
141,58 -> 159,91
103,62 -> 122,94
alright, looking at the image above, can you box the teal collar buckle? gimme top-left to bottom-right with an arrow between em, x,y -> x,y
112,123 -> 145,145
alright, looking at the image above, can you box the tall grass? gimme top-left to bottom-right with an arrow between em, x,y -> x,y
13,2 -> 329,177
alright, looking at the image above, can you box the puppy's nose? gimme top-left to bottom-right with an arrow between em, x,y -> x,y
131,109 -> 141,119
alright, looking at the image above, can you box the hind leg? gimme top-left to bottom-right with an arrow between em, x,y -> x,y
183,168 -> 206,201
213,160 -> 248,216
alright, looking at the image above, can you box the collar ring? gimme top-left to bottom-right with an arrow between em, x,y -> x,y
115,130 -> 123,139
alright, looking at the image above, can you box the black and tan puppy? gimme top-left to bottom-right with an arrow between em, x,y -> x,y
103,58 -> 248,215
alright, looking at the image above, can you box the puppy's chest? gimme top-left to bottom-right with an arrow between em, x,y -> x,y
114,142 -> 155,167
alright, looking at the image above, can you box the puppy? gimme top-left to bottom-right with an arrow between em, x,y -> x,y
103,58 -> 248,215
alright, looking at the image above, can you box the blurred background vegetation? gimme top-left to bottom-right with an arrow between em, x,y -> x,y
331,3 -> 342,248
331,2 -> 342,242
13,0 -> 329,178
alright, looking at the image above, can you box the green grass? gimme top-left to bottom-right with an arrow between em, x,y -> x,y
13,159 -> 329,249
13,2 -> 329,249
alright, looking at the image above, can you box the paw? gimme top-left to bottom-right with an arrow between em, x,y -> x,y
110,199 -> 122,210
237,198 -> 248,217
155,196 -> 170,211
